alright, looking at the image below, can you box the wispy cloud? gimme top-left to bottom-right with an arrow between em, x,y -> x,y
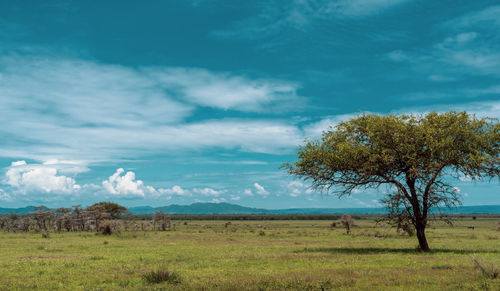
212,0 -> 412,40
444,5 -> 500,28
0,56 -> 305,163
253,182 -> 269,196
147,68 -> 302,112
385,5 -> 500,79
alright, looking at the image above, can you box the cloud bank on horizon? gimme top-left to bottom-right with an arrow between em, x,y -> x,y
0,0 -> 498,208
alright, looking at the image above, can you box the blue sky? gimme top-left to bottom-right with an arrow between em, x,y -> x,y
0,0 -> 498,208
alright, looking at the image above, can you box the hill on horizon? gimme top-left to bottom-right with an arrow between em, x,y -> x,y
1,202 -> 500,215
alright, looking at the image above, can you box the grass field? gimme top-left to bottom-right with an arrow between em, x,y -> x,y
0,218 -> 499,290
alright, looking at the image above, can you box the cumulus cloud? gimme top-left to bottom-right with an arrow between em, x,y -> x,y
5,160 -> 80,194
286,180 -> 313,197
243,189 -> 254,196
254,183 -> 269,196
102,168 -> 155,197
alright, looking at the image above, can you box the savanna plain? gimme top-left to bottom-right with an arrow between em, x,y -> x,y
0,218 -> 499,291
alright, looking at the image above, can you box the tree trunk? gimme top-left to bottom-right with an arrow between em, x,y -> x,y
415,222 -> 430,251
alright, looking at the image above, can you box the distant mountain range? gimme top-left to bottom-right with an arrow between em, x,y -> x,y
1,202 -> 500,215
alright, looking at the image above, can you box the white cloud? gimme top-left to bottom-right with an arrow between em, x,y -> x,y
444,32 -> 478,44
353,198 -> 371,207
102,168 -> 155,197
5,160 -> 80,194
158,185 -> 188,196
0,189 -> 11,201
243,189 -> 254,196
193,187 -> 226,196
254,182 -> 269,196
396,99 -> 500,119
286,180 -> 313,197
329,0 -> 410,17
148,68 -> 301,112
447,5 -> 500,28
230,195 -> 241,201
386,6 -> 500,78
0,56 -> 305,162
385,50 -> 409,62
210,198 -> 227,203
303,113 -> 360,138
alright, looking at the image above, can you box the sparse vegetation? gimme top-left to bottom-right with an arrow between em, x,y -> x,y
142,268 -> 181,284
472,256 -> 499,279
0,218 -> 499,290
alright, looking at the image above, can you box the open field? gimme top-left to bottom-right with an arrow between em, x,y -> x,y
0,218 -> 499,290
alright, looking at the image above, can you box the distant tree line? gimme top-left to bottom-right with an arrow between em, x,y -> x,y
0,202 -> 173,233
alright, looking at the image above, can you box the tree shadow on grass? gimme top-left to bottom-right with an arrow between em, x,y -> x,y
295,247 -> 500,255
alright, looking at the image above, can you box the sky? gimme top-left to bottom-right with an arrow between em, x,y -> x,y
0,0 -> 498,209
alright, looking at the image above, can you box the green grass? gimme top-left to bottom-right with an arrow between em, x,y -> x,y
0,219 -> 499,290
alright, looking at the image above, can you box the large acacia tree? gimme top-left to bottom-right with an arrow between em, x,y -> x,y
285,111 -> 499,251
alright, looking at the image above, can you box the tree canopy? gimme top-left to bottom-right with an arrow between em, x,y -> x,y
88,202 -> 128,219
285,111 -> 499,251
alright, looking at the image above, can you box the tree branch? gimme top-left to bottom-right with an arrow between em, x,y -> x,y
422,164 -> 446,217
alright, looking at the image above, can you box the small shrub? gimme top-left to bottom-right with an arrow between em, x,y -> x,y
496,220 -> 500,231
99,220 -> 122,235
472,256 -> 499,279
259,230 -> 266,236
339,214 -> 354,234
101,223 -> 112,235
41,231 -> 50,238
432,265 -> 453,270
142,269 -> 181,284
103,241 -> 109,245
397,223 -> 415,237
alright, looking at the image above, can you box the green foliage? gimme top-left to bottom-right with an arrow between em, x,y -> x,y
286,112 -> 498,189
285,111 -> 499,251
89,202 -> 128,219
